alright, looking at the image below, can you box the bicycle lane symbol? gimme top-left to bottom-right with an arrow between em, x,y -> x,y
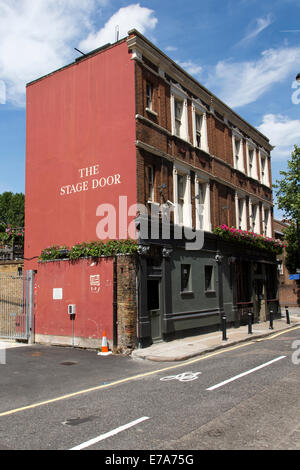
160,372 -> 202,382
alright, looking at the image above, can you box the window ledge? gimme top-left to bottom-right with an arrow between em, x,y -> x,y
180,290 -> 194,295
148,200 -> 160,205
146,107 -> 158,117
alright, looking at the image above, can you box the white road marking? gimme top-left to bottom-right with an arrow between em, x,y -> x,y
207,355 -> 286,391
69,416 -> 150,450
160,372 -> 202,382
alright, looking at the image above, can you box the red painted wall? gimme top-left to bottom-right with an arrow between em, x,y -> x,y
36,258 -> 114,341
25,41 -> 136,271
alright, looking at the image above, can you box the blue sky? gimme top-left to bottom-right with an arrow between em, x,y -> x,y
1,0 -> 300,218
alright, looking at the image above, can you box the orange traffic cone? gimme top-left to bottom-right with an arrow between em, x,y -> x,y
97,331 -> 112,356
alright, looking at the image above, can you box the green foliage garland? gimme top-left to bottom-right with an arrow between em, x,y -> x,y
39,239 -> 138,262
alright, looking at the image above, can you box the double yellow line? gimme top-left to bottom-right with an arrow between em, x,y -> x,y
1,326 -> 299,418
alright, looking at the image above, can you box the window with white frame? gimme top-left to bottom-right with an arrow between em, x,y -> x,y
171,86 -> 189,141
260,151 -> 270,186
173,166 -> 192,227
146,82 -> 153,110
147,165 -> 154,202
232,130 -> 244,172
177,174 -> 186,225
174,99 -> 183,136
195,176 -> 211,232
236,193 -> 246,230
195,113 -> 202,147
247,143 -> 257,179
192,101 -> 209,153
250,200 -> 260,234
262,206 -> 272,237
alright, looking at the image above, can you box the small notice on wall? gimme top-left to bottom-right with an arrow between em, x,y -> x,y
90,275 -> 100,294
53,288 -> 63,300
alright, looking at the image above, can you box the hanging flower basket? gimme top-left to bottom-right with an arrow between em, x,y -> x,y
213,225 -> 285,255
0,226 -> 24,248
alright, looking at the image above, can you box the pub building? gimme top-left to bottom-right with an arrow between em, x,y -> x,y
25,30 -> 279,350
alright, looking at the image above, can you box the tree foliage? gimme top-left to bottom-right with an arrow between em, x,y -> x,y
274,145 -> 300,222
0,192 -> 25,230
274,145 -> 300,270
283,223 -> 299,274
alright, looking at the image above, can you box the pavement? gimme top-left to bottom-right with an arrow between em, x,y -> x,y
131,312 -> 300,362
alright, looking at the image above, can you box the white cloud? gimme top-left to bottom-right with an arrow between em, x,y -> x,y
0,0 -> 109,107
258,114 -> 300,160
207,46 -> 300,108
0,80 -> 5,104
177,60 -> 202,77
79,4 -> 158,52
165,46 -> 178,52
239,14 -> 273,44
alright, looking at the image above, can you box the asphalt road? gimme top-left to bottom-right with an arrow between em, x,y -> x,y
0,328 -> 299,452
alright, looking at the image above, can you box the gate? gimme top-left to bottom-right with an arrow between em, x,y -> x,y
0,271 -> 34,342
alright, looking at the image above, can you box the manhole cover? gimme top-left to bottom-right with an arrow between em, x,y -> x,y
60,361 -> 78,366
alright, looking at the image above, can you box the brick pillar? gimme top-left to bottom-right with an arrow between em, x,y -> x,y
116,255 -> 138,353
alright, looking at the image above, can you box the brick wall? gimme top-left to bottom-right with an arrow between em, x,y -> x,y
0,261 -> 23,275
116,255 -> 138,352
134,60 -> 273,233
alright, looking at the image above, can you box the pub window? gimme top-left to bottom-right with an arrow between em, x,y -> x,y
181,264 -> 192,293
205,265 -> 214,292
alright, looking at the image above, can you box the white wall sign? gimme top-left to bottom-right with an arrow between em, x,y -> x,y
53,288 -> 63,300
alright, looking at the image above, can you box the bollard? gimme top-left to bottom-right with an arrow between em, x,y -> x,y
269,309 -> 274,330
285,306 -> 291,325
248,311 -> 253,335
222,315 -> 227,341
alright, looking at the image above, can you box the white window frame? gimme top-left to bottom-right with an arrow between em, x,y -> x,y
171,85 -> 189,142
195,174 -> 211,232
249,199 -> 260,234
173,164 -> 192,227
262,204 -> 272,238
246,140 -> 257,180
277,260 -> 284,275
146,82 -> 153,111
259,149 -> 270,187
232,129 -> 244,173
235,192 -> 247,230
147,165 -> 154,202
192,100 -> 209,153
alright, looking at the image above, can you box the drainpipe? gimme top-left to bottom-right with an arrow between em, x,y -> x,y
113,256 -> 118,350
